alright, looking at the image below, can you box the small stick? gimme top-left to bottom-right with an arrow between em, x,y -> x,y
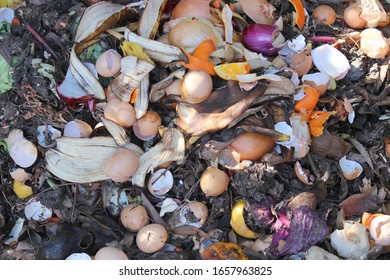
24,23 -> 61,62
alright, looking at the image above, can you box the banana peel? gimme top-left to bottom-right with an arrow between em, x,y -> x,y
230,198 -> 260,239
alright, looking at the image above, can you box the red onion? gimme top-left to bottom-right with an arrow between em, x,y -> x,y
242,24 -> 284,56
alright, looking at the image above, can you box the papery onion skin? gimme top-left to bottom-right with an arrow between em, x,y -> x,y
241,24 -> 281,56
172,0 -> 211,20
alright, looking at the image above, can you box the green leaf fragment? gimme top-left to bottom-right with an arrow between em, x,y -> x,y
0,53 -> 13,93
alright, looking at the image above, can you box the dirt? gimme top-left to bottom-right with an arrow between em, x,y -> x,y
0,0 -> 390,260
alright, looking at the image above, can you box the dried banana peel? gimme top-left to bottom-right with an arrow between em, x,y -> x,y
230,199 -> 260,239
46,137 -> 143,183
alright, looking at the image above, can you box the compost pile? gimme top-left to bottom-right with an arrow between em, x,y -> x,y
0,0 -> 389,260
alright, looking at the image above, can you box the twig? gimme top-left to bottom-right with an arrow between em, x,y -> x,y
24,23 -> 61,62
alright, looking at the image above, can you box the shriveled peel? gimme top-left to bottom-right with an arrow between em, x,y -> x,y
74,2 -> 128,44
138,0 -> 167,39
180,39 -> 216,75
46,137 -> 143,183
289,0 -> 305,30
309,111 -> 335,137
175,81 -> 268,136
131,128 -> 185,187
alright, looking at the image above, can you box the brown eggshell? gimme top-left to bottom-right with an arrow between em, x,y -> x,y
181,70 -> 212,104
120,204 -> 149,232
188,201 -> 208,227
229,132 -> 275,161
104,98 -> 136,128
133,111 -> 162,141
200,166 -> 229,197
136,224 -> 168,253
343,3 -> 367,29
312,5 -> 337,25
289,52 -> 312,77
102,149 -> 139,182
94,247 -> 128,260
95,49 -> 122,78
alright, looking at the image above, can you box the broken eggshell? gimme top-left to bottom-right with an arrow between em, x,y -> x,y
301,72 -> 330,95
37,125 -> 62,148
133,111 -> 162,141
66,253 -> 92,260
120,203 -> 149,232
148,169 -> 174,198
368,215 -> 390,246
330,222 -> 370,259
311,44 -> 350,80
294,161 -> 314,185
136,224 -> 168,254
6,129 -> 38,168
167,201 -> 208,229
24,198 -> 52,222
359,28 -> 390,59
63,120 -> 93,138
339,155 -> 363,180
95,49 -> 122,78
288,51 -> 312,77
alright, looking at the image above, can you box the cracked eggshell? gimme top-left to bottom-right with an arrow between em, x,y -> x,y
10,168 -> 31,183
94,247 -> 128,260
289,52 -> 312,77
95,49 -> 122,78
294,161 -> 314,185
63,120 -> 93,138
359,28 -> 390,59
311,44 -> 350,80
330,222 -> 370,259
24,199 -> 52,222
302,72 -> 330,95
10,139 -> 38,168
136,224 -> 168,253
369,215 -> 390,246
66,253 -> 92,260
148,169 -> 174,198
133,111 -> 162,141
339,156 -> 363,180
120,204 -> 149,232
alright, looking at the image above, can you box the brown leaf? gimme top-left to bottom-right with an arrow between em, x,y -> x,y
175,81 -> 268,136
339,193 -> 382,217
311,129 -> 352,160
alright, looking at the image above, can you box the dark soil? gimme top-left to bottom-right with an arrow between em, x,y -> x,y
0,0 -> 389,260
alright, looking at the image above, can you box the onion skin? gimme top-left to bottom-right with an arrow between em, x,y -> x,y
241,24 -> 281,55
172,0 -> 211,20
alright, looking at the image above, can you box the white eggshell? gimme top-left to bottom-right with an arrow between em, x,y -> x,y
369,215 -> 390,246
339,156 -> 363,180
148,169 -> 174,197
311,44 -> 351,80
24,199 -> 52,222
10,139 -> 38,168
37,125 -> 62,147
66,253 -> 92,260
94,247 -> 128,260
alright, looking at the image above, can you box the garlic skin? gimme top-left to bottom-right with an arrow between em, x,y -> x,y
369,215 -> 390,246
330,222 -> 370,259
311,44 -> 350,80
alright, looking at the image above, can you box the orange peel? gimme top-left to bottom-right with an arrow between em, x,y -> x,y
180,39 -> 216,75
289,0 -> 305,30
214,62 -> 251,80
308,111 -> 335,137
295,85 -> 320,114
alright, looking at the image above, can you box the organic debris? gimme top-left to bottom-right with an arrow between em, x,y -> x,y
0,0 -> 389,261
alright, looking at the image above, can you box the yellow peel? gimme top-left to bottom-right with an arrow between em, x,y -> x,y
13,180 -> 33,199
230,199 -> 259,239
